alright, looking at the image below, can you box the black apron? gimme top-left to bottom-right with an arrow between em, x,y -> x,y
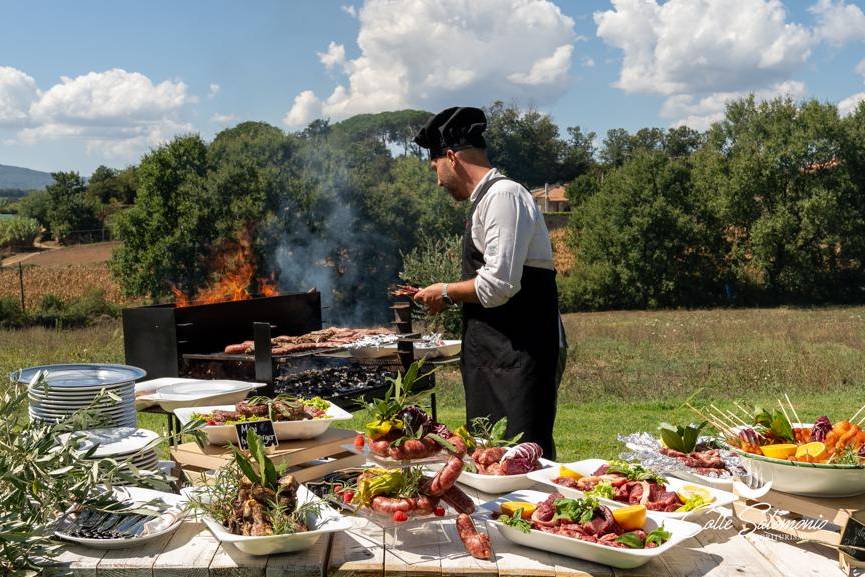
460,176 -> 560,459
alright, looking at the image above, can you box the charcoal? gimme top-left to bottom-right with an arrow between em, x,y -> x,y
274,366 -> 395,399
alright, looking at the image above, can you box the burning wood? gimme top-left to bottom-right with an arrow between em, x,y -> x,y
224,327 -> 392,355
172,231 -> 279,307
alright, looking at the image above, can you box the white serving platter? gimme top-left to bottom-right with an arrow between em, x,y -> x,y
526,459 -> 737,519
58,427 -> 160,458
174,401 -> 352,445
54,486 -> 185,550
192,485 -> 353,556
427,458 -> 556,494
136,379 -> 264,411
480,489 -> 701,570
725,423 -> 865,497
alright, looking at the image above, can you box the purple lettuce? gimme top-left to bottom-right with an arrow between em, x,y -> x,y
810,416 -> 832,442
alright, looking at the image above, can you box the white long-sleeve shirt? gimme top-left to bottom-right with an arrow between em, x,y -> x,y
469,168 -> 555,308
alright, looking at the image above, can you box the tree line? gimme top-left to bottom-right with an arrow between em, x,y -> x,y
5,97 -> 865,317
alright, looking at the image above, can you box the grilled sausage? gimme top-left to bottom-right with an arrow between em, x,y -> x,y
428,456 -> 463,496
371,496 -> 415,514
456,514 -> 492,560
441,485 -> 475,515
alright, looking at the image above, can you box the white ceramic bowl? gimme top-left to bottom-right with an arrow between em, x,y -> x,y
197,485 -> 353,556
526,459 -> 736,519
480,489 -> 701,570
174,401 -> 352,445
137,379 -> 264,411
727,423 -> 865,497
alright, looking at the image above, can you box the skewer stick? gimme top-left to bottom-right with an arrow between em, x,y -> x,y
724,409 -> 751,428
784,393 -> 801,425
734,401 -> 755,419
777,399 -> 792,427
849,403 -> 865,425
709,405 -> 740,429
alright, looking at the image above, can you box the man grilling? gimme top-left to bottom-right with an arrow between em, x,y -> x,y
412,106 -> 563,459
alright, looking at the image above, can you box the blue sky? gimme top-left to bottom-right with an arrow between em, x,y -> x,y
1,0 -> 864,174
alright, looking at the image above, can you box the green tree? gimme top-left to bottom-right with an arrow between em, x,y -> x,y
565,150 -> 721,310
17,190 -> 52,235
45,172 -> 100,242
110,135 -> 210,299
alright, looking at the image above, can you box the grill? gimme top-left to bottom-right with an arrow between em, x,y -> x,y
121,293 -> 435,413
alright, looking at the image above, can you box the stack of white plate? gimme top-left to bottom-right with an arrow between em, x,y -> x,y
60,427 -> 161,473
18,364 -> 145,428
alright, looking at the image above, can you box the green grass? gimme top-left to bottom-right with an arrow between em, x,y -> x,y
3,306 -> 865,461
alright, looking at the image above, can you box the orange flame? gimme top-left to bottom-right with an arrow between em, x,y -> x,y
172,232 -> 279,307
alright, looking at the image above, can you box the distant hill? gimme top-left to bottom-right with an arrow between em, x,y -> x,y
0,164 -> 54,193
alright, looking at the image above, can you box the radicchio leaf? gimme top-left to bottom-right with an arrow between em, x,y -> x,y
810,416 -> 832,442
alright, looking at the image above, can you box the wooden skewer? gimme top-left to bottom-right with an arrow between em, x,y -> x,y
777,399 -> 792,427
724,409 -> 751,428
734,401 -> 755,419
849,403 -> 865,425
709,405 -> 741,429
784,393 -> 801,425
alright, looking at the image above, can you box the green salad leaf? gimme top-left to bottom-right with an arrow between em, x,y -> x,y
553,497 -> 599,524
646,525 -> 672,547
586,481 -> 615,499
615,532 -> 645,548
499,508 -> 532,533
753,407 -> 794,442
675,494 -> 710,512
606,461 -> 667,484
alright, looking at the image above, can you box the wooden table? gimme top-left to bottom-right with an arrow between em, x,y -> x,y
44,483 -> 847,577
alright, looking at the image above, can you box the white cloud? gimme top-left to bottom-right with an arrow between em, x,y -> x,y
318,41 -> 346,71
6,68 -> 194,160
595,0 -> 812,96
810,0 -> 865,45
341,4 -> 357,17
839,92 -> 865,115
283,90 -> 323,128
838,57 -> 865,116
508,45 -> 574,85
663,80 -> 806,129
581,57 -> 596,68
596,0 -> 865,128
210,112 -> 236,124
283,0 -> 578,128
208,83 -> 220,99
0,66 -> 39,127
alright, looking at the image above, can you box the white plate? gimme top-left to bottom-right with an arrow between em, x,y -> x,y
18,364 -> 146,390
427,458 -> 556,494
480,490 -> 701,570
54,486 -> 184,550
31,404 -> 134,415
527,459 -> 736,519
192,485 -> 353,556
31,413 -> 138,428
138,379 -> 264,411
59,428 -> 160,458
29,386 -> 135,398
29,395 -> 133,406
174,401 -> 352,445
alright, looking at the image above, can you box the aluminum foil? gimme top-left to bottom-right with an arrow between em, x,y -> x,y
617,431 -> 746,478
342,334 -> 399,349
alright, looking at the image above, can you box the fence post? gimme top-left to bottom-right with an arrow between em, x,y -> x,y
18,262 -> 25,311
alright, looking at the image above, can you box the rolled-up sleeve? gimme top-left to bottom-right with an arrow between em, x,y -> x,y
473,188 -> 534,308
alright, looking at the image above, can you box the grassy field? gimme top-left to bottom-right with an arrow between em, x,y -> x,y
2,306 -> 864,460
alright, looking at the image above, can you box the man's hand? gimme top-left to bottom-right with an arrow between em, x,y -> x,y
413,283 -> 447,314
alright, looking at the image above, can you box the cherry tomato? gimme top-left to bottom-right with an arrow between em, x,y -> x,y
342,490 -> 355,504
433,506 -> 445,517
354,434 -> 365,448
392,510 -> 408,522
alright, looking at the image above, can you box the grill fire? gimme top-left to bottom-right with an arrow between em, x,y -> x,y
171,231 -> 279,307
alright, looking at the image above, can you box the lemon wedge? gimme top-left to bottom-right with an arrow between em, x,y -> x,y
612,504 -> 647,531
500,501 -> 536,519
795,441 -> 827,460
676,484 -> 715,504
558,465 -> 583,480
760,444 -> 798,460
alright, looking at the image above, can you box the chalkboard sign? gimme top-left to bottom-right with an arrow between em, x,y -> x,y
235,420 -> 279,449
841,510 -> 865,563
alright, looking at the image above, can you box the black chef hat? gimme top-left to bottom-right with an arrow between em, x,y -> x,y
413,106 -> 487,159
